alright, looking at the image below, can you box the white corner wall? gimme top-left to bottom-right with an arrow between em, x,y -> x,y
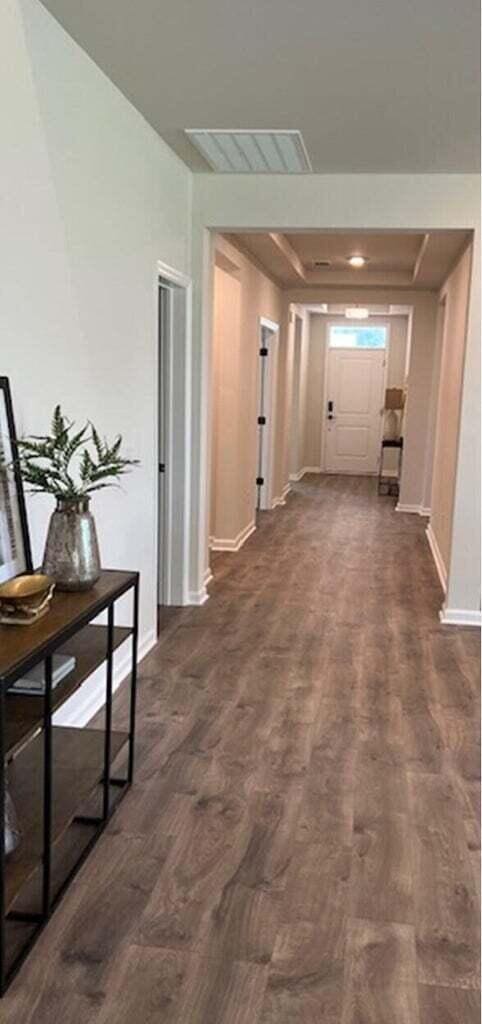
2,0 -> 192,675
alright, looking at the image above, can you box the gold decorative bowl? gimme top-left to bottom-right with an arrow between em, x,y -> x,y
0,574 -> 55,625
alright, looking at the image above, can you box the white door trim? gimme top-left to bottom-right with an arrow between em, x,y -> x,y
257,317 -> 280,511
156,260 -> 192,606
320,320 -> 390,474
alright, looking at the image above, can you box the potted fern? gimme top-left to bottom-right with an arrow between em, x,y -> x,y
16,407 -> 138,591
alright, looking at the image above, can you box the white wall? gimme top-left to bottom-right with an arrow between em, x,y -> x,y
191,173 -> 480,619
1,0 -> 192,685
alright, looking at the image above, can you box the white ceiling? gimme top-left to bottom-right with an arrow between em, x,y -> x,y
40,0 -> 480,173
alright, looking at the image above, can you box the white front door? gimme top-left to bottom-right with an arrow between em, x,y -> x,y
324,348 -> 386,474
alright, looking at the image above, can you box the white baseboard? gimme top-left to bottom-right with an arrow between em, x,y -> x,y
439,607 -> 481,627
289,466 -> 320,482
204,567 -> 213,587
188,585 -> 210,605
55,626 -> 157,730
272,482 -> 292,508
426,523 -> 447,593
210,519 -> 256,553
396,503 -> 431,517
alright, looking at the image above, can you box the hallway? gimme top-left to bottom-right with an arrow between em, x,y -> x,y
3,476 -> 480,1023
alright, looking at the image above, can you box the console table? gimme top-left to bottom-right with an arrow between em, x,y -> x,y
0,569 -> 139,994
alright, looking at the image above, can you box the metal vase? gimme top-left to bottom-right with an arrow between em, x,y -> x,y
42,496 -> 101,591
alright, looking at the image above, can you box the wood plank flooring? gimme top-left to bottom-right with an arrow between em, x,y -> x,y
2,475 -> 480,1022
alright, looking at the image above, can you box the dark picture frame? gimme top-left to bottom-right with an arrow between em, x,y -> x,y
0,377 -> 32,583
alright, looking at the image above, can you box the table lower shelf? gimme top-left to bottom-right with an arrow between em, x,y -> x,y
5,725 -> 128,912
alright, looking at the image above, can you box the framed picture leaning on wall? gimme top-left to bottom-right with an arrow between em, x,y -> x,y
0,377 -> 32,584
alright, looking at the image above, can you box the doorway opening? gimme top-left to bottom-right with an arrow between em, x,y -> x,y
256,318 -> 280,512
156,263 -> 191,627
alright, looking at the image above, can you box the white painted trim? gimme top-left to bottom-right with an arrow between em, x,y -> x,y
157,259 -> 191,290
439,607 -> 481,627
272,482 -> 292,507
55,628 -> 157,730
188,585 -> 210,605
210,520 -> 256,552
204,567 -> 214,587
289,466 -> 320,482
156,262 -> 192,607
426,523 -> 447,593
257,318 -> 280,511
396,503 -> 431,516
259,316 -> 279,333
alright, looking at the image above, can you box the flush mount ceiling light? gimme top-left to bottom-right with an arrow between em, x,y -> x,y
345,307 -> 370,320
185,130 -> 312,173
347,255 -> 368,268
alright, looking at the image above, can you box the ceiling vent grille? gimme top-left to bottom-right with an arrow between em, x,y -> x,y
185,130 -> 312,173
312,260 -> 331,269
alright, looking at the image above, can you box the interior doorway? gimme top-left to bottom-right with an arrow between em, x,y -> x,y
256,318 -> 279,511
156,263 -> 192,621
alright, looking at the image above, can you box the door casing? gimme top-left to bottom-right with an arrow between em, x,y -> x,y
156,261 -> 192,606
256,317 -> 280,510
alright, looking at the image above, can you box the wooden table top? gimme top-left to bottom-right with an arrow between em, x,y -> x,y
0,570 -> 137,683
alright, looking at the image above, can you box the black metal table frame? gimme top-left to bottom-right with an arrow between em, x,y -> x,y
0,573 -> 139,994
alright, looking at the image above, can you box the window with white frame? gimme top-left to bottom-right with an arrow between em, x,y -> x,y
329,325 -> 387,349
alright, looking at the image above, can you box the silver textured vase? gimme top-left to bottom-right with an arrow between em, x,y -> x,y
42,496 -> 101,591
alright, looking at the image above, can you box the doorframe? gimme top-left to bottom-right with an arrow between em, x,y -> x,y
289,312 -> 304,481
156,259 -> 192,606
320,319 -> 391,474
257,316 -> 280,511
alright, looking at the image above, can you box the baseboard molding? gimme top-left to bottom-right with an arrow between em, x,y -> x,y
188,585 -> 210,605
426,524 -> 447,593
210,520 -> 256,553
204,567 -> 213,587
55,626 -> 157,730
396,503 -> 431,517
439,607 -> 481,627
272,482 -> 292,508
289,467 -> 320,482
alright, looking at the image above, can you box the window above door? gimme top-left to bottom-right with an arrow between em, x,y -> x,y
329,325 -> 387,349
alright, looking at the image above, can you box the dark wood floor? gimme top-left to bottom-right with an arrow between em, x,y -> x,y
3,475 -> 480,1022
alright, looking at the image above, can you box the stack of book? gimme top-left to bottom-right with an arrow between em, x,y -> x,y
9,654 -> 76,696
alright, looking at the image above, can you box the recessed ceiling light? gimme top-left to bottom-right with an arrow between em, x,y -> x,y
185,130 -> 312,173
345,307 -> 369,320
347,255 -> 368,268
